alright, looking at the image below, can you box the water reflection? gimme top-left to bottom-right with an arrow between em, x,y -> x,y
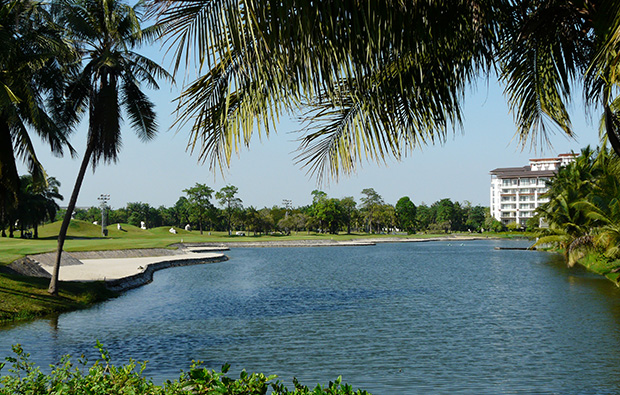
2,240 -> 620,393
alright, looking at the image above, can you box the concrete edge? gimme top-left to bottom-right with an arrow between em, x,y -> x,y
105,255 -> 229,293
171,236 -> 499,249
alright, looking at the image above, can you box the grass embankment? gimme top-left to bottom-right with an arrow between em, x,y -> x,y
0,220 -> 525,325
0,274 -> 114,323
576,253 -> 620,284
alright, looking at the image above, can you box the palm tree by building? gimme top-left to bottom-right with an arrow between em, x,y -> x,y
48,0 -> 171,295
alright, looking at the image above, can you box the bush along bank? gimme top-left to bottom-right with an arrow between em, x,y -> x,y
0,342 -> 371,395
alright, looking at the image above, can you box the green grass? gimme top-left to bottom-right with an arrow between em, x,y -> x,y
0,273 -> 115,324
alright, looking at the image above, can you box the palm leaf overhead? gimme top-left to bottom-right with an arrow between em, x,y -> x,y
150,0 -> 500,180
149,1 -> 620,180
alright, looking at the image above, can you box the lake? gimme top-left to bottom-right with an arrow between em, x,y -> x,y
2,239 -> 620,394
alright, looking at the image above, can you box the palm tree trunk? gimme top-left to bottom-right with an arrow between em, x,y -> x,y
605,105 -> 620,157
48,142 -> 94,296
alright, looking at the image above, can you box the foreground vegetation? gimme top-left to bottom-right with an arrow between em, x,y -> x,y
0,343 -> 370,394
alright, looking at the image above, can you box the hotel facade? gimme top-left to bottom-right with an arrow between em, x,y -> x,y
489,154 -> 577,227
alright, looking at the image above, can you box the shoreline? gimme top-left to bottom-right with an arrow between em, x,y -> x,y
171,235 -> 500,249
0,235 -> 527,326
10,235 -> 503,290
103,254 -> 229,292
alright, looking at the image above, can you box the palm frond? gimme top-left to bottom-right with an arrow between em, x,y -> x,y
121,75 -> 157,142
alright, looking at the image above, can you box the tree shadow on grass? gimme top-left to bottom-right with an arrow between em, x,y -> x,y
0,274 -> 113,304
33,235 -> 109,241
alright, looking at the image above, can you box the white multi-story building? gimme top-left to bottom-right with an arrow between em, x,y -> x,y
490,154 -> 577,227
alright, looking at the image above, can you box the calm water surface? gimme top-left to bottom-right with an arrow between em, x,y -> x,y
2,239 -> 620,394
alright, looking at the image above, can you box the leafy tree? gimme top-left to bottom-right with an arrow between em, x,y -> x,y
395,196 -> 417,233
483,207 -> 504,232
109,207 -> 128,225
183,183 -> 214,234
49,0 -> 171,295
415,204 -> 435,231
287,213 -> 307,234
429,220 -> 451,234
126,202 -> 158,228
174,197 -> 191,228
452,201 -> 464,231
376,204 -> 396,233
74,206 -> 101,223
311,190 -> 327,204
314,198 -> 344,234
505,221 -> 521,231
244,206 -> 261,235
258,208 -> 275,234
340,196 -> 357,234
216,185 -> 243,235
360,188 -> 384,233
277,215 -> 295,235
269,205 -> 287,227
157,205 -> 177,227
433,199 -> 456,232
465,205 -> 486,231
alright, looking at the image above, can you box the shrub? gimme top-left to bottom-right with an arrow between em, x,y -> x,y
0,342 -> 371,394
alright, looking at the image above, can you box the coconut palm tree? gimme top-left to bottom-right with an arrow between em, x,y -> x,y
15,174 -> 63,239
534,190 -> 593,266
0,0 -> 75,226
48,0 -> 171,295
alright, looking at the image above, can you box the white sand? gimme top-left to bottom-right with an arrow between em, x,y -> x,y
41,252 -> 225,282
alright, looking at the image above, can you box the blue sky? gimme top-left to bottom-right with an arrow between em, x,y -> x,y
19,45 -> 602,211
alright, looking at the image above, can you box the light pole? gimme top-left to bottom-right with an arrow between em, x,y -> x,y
98,194 -> 110,236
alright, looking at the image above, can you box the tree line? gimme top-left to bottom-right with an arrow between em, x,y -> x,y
40,185 -> 494,237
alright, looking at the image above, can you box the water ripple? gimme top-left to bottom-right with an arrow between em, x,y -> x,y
2,240 -> 620,394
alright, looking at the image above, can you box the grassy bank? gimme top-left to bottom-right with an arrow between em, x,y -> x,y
0,220 -> 526,325
0,273 -> 115,324
576,253 -> 620,285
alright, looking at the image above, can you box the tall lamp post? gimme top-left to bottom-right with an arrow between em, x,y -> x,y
98,194 -> 110,236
